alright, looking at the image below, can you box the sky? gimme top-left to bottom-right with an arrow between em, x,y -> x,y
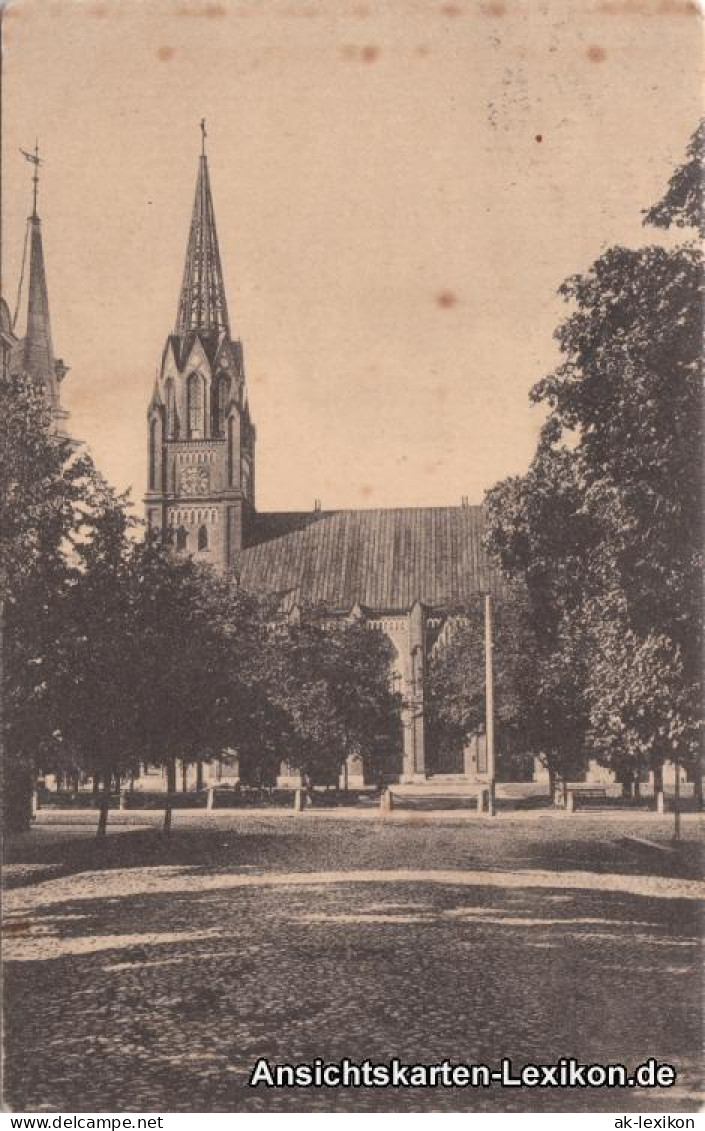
1,0 -> 701,514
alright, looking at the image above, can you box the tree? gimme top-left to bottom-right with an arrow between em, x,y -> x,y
45,475 -> 145,835
132,540 -> 273,829
483,436 -> 594,793
486,122 -> 703,798
0,368 -> 90,830
260,611 -> 401,788
643,119 -> 704,238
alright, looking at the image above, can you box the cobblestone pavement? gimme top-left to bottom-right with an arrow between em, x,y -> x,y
3,816 -> 703,1113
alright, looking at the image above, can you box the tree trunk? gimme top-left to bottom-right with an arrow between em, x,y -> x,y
166,757 -> 176,794
92,774 -> 100,795
196,760 -> 204,791
96,791 -> 110,838
694,763 -> 703,809
182,760 -> 188,792
163,799 -> 172,837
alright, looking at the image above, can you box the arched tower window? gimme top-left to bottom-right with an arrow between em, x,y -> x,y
198,524 -> 209,551
149,418 -> 158,491
212,375 -> 231,438
187,373 -> 204,438
176,526 -> 188,551
227,415 -> 235,485
165,378 -> 178,439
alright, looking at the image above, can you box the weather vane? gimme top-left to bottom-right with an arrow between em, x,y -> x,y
20,141 -> 42,218
200,118 -> 207,156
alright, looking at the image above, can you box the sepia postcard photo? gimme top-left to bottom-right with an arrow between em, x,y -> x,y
0,0 -> 702,1120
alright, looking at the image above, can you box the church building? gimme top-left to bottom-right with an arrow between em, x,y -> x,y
145,134 -> 509,790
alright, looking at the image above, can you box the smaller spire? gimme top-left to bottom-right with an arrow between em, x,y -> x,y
16,143 -> 69,433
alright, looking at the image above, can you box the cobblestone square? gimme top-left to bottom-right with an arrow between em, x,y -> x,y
3,814 -> 703,1112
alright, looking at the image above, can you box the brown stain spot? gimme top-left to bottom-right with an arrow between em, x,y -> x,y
352,2 -> 370,14
658,0 -> 699,12
434,385 -> 449,403
175,3 -> 226,16
587,44 -> 607,62
481,0 -> 506,14
416,45 -> 430,56
156,46 -> 176,62
440,2 -> 463,14
435,290 -> 458,309
90,4 -> 109,15
535,133 -> 543,143
286,5 -> 320,16
360,484 -> 374,499
599,0 -> 698,11
341,44 -> 379,62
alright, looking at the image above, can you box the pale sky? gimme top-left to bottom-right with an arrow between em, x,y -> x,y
2,0 -> 701,513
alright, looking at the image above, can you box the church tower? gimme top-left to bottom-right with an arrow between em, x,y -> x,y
145,125 -> 256,572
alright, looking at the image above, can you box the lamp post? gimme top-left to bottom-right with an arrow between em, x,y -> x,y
484,593 -> 496,816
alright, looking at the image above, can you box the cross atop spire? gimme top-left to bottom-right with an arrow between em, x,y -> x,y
175,125 -> 230,337
20,141 -> 42,219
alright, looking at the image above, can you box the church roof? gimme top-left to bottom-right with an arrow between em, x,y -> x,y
239,505 -> 503,613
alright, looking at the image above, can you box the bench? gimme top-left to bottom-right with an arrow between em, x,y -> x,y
564,786 -> 608,812
381,787 -> 496,815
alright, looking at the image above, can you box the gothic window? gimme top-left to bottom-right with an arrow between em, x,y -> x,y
165,378 -> 178,438
176,526 -> 188,551
187,373 -> 204,438
227,415 -> 235,485
198,524 -> 209,551
148,418 -> 158,490
212,375 -> 231,438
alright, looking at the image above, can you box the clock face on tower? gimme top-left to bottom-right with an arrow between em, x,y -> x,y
179,464 -> 210,497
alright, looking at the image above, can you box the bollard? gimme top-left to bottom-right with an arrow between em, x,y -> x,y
476,789 -> 485,814
566,790 -> 575,814
206,786 -> 215,811
656,790 -> 665,814
380,789 -> 393,813
294,788 -> 304,812
119,789 -> 128,811
30,789 -> 38,822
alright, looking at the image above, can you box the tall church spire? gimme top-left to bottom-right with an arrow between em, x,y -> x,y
17,144 -> 68,427
175,121 -> 231,336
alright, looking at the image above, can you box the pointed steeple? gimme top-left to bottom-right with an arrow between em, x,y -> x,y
175,122 -> 231,337
23,213 -> 60,413
15,143 -> 69,431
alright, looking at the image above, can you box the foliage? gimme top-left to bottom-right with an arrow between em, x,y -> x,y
485,122 -> 703,787
643,120 -> 704,238
258,612 -> 401,786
